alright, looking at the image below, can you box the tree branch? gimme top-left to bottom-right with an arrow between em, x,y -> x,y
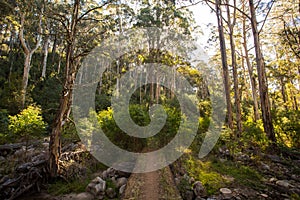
258,0 -> 275,35
19,13 -> 30,54
77,0 -> 115,22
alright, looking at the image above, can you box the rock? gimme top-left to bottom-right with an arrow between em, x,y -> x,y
260,193 -> 268,198
183,174 -> 190,180
106,187 -> 116,199
92,176 -> 104,184
111,176 -> 117,185
174,177 -> 180,185
106,167 -> 116,177
220,188 -> 232,199
75,192 -> 94,200
189,177 -> 195,184
184,190 -> 194,200
276,180 -> 293,188
269,177 -> 277,182
86,182 -> 96,193
193,181 -> 206,197
116,177 -> 127,188
260,162 -> 270,171
119,184 -> 126,195
236,152 -> 250,161
102,170 -> 108,180
87,178 -> 106,196
42,142 -> 49,149
0,156 -> 5,162
96,193 -> 105,200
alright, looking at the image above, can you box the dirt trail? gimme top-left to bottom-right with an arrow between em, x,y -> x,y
122,151 -> 182,200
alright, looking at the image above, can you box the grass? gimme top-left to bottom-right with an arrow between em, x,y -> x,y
210,158 -> 265,190
48,160 -> 108,195
182,154 -> 228,195
181,153 -> 264,195
48,177 -> 92,195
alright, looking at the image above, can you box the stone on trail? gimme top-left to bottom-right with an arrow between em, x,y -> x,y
86,177 -> 106,196
276,180 -> 293,188
75,192 -> 94,200
116,177 -> 127,188
119,184 -> 126,195
193,181 -> 206,197
260,193 -> 268,198
220,188 -> 232,199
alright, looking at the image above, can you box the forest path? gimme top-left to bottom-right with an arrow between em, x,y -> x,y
122,151 -> 182,200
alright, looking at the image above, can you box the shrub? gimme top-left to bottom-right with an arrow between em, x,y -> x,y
8,105 -> 47,142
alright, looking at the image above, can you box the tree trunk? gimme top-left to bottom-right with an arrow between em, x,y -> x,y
242,2 -> 259,121
249,0 -> 276,143
216,0 -> 233,129
49,0 -> 80,178
19,11 -> 42,108
280,77 -> 287,110
21,52 -> 33,108
41,35 -> 50,78
226,0 -> 242,136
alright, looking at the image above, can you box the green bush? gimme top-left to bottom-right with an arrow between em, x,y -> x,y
273,110 -> 300,148
8,105 -> 47,142
97,104 -> 182,151
242,117 -> 268,148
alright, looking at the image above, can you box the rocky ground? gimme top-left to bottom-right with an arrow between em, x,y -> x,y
1,140 -> 299,200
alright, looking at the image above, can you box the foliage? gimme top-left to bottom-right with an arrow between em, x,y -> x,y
273,110 -> 300,148
97,104 -> 183,151
210,158 -> 264,190
183,154 -> 227,195
31,75 -> 62,126
8,105 -> 47,142
182,153 -> 264,195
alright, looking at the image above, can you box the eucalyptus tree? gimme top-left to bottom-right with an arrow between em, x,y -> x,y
249,0 -> 276,142
225,0 -> 242,135
214,0 -> 234,129
48,0 -> 117,177
17,0 -> 44,108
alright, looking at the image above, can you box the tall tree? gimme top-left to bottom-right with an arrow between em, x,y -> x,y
241,0 -> 259,121
48,0 -> 115,177
225,0 -> 242,135
215,0 -> 233,129
18,2 -> 43,108
249,0 -> 276,142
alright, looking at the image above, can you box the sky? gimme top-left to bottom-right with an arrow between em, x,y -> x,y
189,3 -> 217,56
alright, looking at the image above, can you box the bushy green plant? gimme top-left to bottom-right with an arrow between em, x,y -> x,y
273,110 -> 300,148
242,117 -> 269,148
97,104 -> 183,151
8,105 -> 47,142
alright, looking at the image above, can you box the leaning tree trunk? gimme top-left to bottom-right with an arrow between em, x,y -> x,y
48,0 -> 79,178
249,0 -> 276,143
215,0 -> 233,129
